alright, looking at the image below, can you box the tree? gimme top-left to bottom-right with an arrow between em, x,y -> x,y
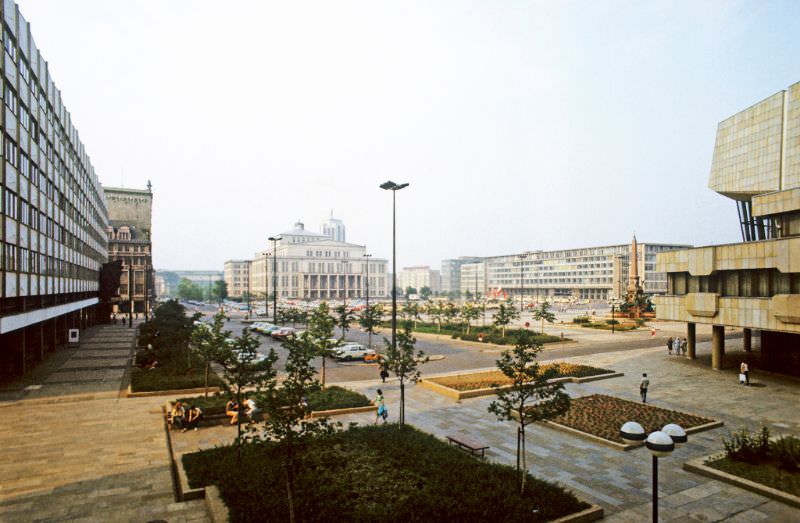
492,302 -> 519,338
419,286 -> 432,300
359,303 -> 384,350
464,290 -> 473,301
460,302 -> 480,334
443,301 -> 459,327
258,331 -> 338,523
176,278 -> 204,301
308,303 -> 339,387
532,301 -> 556,334
405,286 -> 417,297
401,302 -> 421,329
138,299 -> 200,369
384,322 -> 428,425
488,331 -> 570,493
210,280 -> 228,305
189,311 -> 229,398
426,302 -> 444,332
333,304 -> 356,340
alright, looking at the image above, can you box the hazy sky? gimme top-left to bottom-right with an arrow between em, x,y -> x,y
18,0 -> 800,270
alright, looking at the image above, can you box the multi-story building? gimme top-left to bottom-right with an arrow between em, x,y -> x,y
104,185 -> 153,317
459,262 -> 486,298
1,0 -> 109,377
223,259 -> 251,298
247,222 -> 388,300
441,256 -> 482,295
320,211 -> 346,242
656,81 -> 800,375
398,266 -> 440,295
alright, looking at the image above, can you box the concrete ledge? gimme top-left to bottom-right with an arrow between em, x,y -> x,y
126,384 -> 222,398
684,453 -> 800,508
549,503 -> 604,523
309,404 -> 377,418
205,485 -> 230,523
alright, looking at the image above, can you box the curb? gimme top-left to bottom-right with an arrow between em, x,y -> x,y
126,385 -> 222,398
549,503 -> 604,523
684,453 -> 800,508
309,404 -> 377,418
205,485 -> 230,522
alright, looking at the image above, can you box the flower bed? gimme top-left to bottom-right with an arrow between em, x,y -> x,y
544,394 -> 719,445
432,364 -> 613,392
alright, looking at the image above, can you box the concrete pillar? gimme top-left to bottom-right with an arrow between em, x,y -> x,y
40,323 -> 46,361
687,322 -> 696,359
743,328 -> 752,352
712,325 -> 725,370
20,329 -> 27,374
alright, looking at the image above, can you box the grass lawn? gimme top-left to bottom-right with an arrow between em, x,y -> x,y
131,354 -> 225,392
176,386 -> 371,413
429,363 -> 614,392
544,394 -> 716,444
706,456 -> 800,497
183,424 -> 590,522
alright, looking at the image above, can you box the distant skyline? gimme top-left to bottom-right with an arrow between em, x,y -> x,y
18,0 -> 800,271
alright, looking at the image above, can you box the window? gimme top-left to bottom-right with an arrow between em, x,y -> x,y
3,243 -> 18,271
19,105 -> 29,129
3,28 -> 16,62
3,83 -> 17,115
19,60 -> 30,83
4,190 -> 18,219
4,136 -> 18,167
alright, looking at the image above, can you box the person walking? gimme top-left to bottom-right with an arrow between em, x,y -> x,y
681,337 -> 688,356
639,373 -> 650,403
375,389 -> 388,424
667,337 -> 674,355
740,361 -> 750,386
379,363 -> 389,383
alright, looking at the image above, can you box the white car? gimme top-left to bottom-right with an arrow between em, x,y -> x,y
333,343 -> 376,361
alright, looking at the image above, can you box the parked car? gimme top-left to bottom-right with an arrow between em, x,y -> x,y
363,352 -> 383,363
333,343 -> 376,361
259,324 -> 280,334
271,327 -> 297,340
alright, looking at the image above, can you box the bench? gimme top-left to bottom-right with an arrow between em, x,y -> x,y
446,434 -> 490,458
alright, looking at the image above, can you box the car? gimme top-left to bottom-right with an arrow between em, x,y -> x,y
333,343 -> 376,361
259,324 -> 280,334
271,327 -> 296,340
363,352 -> 383,363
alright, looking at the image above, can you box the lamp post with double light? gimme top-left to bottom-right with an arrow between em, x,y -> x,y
268,236 -> 281,322
363,253 -> 372,350
379,181 -> 409,355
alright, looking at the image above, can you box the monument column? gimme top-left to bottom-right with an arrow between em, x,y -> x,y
687,322 -> 696,359
743,328 -> 752,352
712,325 -> 725,370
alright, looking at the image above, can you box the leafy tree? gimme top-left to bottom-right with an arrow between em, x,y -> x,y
443,301 -> 459,327
465,290 -> 473,301
384,322 -> 428,425
460,302 -> 481,334
308,303 -> 339,387
419,286 -> 432,300
176,278 -> 204,301
258,331 -> 339,523
401,302 -> 421,329
426,302 -> 444,332
189,311 -> 229,398
210,280 -> 228,304
532,301 -> 556,334
492,302 -> 519,338
405,286 -> 417,296
333,304 -> 356,340
359,303 -> 384,350
138,299 -> 200,368
488,331 -> 570,493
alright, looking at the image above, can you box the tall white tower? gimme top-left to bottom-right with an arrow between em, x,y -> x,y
321,210 -> 346,242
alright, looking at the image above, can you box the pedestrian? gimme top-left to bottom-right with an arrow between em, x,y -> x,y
639,373 -> 650,403
379,364 -> 389,383
740,361 -> 750,386
681,337 -> 688,356
375,389 -> 388,424
667,337 -> 673,355
650,327 -> 656,337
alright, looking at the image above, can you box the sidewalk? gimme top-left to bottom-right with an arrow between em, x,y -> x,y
0,322 -> 209,522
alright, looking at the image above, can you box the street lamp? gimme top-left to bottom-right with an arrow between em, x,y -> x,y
380,181 -> 409,359
609,297 -> 620,334
363,253 -> 372,350
264,253 -> 270,319
620,422 -> 687,523
268,236 -> 282,322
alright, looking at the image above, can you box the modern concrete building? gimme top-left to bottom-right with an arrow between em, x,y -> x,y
656,81 -> 800,375
441,256 -> 481,295
223,259 -> 251,298
459,262 -> 486,298
398,266 -> 440,295
320,211 -> 346,242
104,185 -> 153,318
247,222 -> 388,300
1,0 -> 109,377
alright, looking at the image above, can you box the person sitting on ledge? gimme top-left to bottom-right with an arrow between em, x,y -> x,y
225,398 -> 239,425
183,405 -> 203,432
170,401 -> 186,430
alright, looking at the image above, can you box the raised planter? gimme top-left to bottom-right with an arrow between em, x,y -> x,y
309,404 -> 377,418
684,453 -> 800,508
126,384 -> 222,398
205,485 -> 229,523
549,504 -> 604,523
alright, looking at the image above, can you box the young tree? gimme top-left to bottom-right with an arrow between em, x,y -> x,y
189,311 -> 229,398
488,331 -> 570,493
401,302 -> 421,329
419,286 -> 432,300
258,331 -> 338,523
211,280 -> 228,305
308,303 -> 339,387
426,302 -> 444,332
443,301 -> 459,328
177,278 -> 204,301
383,322 -> 428,425
405,286 -> 417,297
492,303 -> 519,338
333,304 -> 356,340
464,290 -> 473,302
532,301 -> 556,334
460,302 -> 481,334
359,303 -> 384,350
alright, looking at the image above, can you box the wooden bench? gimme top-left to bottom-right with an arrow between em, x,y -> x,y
446,434 -> 490,458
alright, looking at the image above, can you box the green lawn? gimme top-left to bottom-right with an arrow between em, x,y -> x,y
130,353 -> 225,392
176,386 -> 370,413
183,424 -> 589,522
707,456 -> 800,497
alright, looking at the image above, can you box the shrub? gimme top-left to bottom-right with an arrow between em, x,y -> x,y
572,316 -> 591,324
307,386 -> 371,411
723,427 -> 770,463
606,319 -> 619,326
771,435 -> 800,471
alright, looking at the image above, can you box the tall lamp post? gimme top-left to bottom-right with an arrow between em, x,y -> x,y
264,253 -> 270,319
268,236 -> 282,322
610,298 -> 620,334
380,181 -> 409,358
363,253 -> 372,349
519,253 -> 528,315
621,422 -> 687,523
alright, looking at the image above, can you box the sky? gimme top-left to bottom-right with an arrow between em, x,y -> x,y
17,0 -> 800,271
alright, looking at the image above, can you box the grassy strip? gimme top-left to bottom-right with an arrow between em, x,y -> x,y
706,456 -> 800,497
383,321 -> 567,345
176,386 -> 371,413
131,353 -> 225,392
431,363 -> 613,392
183,424 -> 589,522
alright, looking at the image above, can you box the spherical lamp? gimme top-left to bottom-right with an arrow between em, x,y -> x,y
645,431 -> 675,457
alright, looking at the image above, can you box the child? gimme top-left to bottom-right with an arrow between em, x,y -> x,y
375,389 -> 388,424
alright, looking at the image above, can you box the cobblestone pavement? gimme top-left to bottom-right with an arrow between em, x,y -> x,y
0,323 -> 209,523
175,336 -> 799,522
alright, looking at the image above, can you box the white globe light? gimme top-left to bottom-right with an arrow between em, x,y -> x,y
646,431 -> 675,457
620,421 -> 646,444
662,424 -> 687,446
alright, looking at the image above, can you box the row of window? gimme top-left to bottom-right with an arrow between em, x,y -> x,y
1,242 -> 98,279
669,270 -> 800,298
304,249 -> 352,258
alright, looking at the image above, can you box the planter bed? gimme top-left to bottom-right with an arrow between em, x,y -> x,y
541,394 -> 722,450
181,424 -> 599,522
420,364 -> 620,401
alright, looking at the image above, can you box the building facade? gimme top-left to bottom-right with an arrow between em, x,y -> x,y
398,266 -> 441,295
440,256 -> 481,295
1,0 -> 109,377
320,211 -> 345,242
104,185 -> 153,317
459,262 -> 486,298
656,81 -> 800,375
223,259 -> 251,298
247,222 -> 388,300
